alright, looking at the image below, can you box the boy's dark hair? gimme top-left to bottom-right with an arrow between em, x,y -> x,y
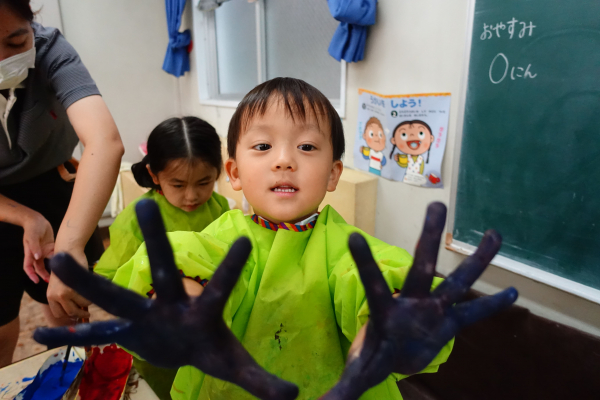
0,0 -> 34,22
132,117 -> 222,190
227,77 -> 345,161
389,120 -> 434,162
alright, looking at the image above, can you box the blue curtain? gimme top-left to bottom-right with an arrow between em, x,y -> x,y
163,0 -> 191,77
327,0 -> 377,63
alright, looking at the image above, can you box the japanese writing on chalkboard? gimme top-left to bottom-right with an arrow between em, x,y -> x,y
480,17 -> 539,84
480,18 -> 536,40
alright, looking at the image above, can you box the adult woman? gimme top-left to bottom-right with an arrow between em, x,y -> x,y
0,0 -> 123,366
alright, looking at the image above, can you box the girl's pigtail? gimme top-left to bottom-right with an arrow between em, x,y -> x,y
132,155 -> 159,189
389,145 -> 397,159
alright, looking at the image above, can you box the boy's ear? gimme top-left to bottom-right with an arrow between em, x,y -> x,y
146,164 -> 160,186
224,158 -> 243,191
327,160 -> 344,192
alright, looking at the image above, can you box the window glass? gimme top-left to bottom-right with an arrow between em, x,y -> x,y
264,0 -> 341,100
215,0 -> 258,98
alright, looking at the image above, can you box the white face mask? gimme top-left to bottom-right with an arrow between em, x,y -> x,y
0,46 -> 36,90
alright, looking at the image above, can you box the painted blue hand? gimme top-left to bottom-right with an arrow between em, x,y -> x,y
33,199 -> 299,400
321,202 -> 518,400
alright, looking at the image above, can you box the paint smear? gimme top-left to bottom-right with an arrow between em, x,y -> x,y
18,359 -> 83,400
78,344 -> 132,400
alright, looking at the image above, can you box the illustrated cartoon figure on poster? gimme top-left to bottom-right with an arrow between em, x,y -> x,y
389,120 -> 434,186
360,117 -> 387,176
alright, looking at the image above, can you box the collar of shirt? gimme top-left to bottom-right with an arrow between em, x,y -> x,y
251,212 -> 320,232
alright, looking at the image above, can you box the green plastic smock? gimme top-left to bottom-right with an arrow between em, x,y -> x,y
113,206 -> 453,400
94,190 -> 230,280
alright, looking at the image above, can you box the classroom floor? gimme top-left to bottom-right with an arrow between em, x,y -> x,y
13,228 -> 113,363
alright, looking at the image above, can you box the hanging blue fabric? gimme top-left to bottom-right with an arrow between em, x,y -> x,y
163,0 -> 191,77
327,0 -> 377,63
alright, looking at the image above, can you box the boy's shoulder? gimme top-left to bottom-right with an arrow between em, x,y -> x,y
202,208 -> 251,236
317,205 -> 408,258
316,205 -> 372,240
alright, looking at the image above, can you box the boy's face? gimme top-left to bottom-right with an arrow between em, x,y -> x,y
391,123 -> 434,155
363,123 -> 386,152
225,99 -> 343,224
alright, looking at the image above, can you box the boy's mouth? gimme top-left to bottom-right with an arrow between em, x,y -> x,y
271,184 -> 298,194
407,140 -> 421,150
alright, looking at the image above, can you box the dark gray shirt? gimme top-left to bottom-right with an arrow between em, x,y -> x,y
0,23 -> 100,185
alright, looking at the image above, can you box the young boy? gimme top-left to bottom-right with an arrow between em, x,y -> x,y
113,78 -> 453,400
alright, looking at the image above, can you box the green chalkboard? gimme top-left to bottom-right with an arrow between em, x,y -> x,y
454,0 -> 600,290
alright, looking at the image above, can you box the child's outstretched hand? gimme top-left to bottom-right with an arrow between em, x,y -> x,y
321,202 -> 518,400
34,199 -> 299,400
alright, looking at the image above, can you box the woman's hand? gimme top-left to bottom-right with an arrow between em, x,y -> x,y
21,212 -> 54,283
46,248 -> 91,320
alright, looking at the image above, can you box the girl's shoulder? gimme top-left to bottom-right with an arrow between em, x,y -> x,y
110,190 -> 156,229
208,191 -> 231,213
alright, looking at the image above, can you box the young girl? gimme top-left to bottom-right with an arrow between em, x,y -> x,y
94,116 -> 229,399
95,116 -> 229,280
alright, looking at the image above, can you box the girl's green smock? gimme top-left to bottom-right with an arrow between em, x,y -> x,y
113,206 -> 453,400
94,190 -> 229,280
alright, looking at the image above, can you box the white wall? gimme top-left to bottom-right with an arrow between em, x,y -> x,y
58,0 -> 181,163
180,0 -> 600,336
32,0 -> 63,31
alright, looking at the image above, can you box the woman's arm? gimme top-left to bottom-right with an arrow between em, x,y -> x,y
47,95 -> 124,319
0,193 -> 32,227
0,194 -> 54,283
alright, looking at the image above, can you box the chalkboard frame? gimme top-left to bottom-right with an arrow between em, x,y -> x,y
445,0 -> 600,305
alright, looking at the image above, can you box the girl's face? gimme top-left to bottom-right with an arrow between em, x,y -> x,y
148,159 -> 219,212
391,123 -> 434,156
0,4 -> 34,62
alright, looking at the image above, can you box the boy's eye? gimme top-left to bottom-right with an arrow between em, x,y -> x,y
173,185 -> 184,188
253,144 -> 271,151
418,131 -> 425,139
401,133 -> 408,140
369,131 -> 374,138
378,132 -> 383,138
298,144 -> 315,152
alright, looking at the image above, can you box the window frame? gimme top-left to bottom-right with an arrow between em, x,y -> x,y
191,0 -> 347,118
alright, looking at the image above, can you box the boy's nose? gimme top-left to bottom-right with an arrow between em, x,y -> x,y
273,150 -> 296,171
